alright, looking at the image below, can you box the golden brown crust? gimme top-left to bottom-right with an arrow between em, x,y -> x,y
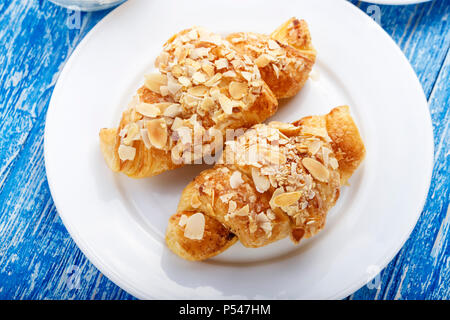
294,105 -> 366,185
166,211 -> 238,261
271,18 -> 316,55
100,19 -> 314,179
166,106 -> 365,261
227,19 -> 316,99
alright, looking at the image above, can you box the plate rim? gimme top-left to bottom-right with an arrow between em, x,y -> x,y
44,0 -> 434,300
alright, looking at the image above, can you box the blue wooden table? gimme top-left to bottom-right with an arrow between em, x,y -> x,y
0,0 -> 448,300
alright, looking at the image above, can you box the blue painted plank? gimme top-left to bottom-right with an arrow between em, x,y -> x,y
0,0 -> 135,300
0,0 -> 448,300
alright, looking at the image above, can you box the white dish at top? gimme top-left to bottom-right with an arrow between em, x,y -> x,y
44,0 -> 433,299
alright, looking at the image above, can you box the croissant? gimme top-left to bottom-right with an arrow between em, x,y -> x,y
99,18 -> 315,178
227,18 -> 316,99
166,106 -> 366,261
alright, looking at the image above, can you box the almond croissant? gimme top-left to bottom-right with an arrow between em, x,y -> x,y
99,18 -> 316,178
166,106 -> 365,261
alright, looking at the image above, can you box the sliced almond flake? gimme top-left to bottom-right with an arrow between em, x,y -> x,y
171,117 -> 184,131
186,29 -> 198,40
225,51 -> 235,60
322,147 -> 332,167
167,79 -> 182,95
222,70 -> 237,78
302,158 -> 330,182
188,86 -> 208,97
301,126 -> 328,138
255,54 -> 272,68
231,59 -> 242,70
256,212 -> 270,224
231,37 -> 244,43
178,76 -> 192,87
219,193 -> 233,203
178,214 -> 188,227
174,46 -> 188,62
171,65 -> 184,78
201,63 -> 215,77
308,140 -> 322,155
241,71 -> 252,82
146,118 -> 168,149
228,81 -> 248,100
140,128 -> 151,149
329,157 -> 339,170
229,171 -> 244,189
144,73 -> 167,94
192,71 -> 206,84
243,54 -> 253,65
234,204 -> 249,217
118,145 -> 136,161
218,94 -> 234,114
136,102 -> 162,118
200,97 -> 215,110
184,213 -> 205,240
262,149 -> 286,165
163,104 -> 182,118
252,168 -> 270,193
269,175 -> 278,188
268,39 -> 280,50
123,123 -> 140,145
268,121 -> 300,135
159,86 -> 169,96
256,213 -> 272,237
270,187 -> 285,209
266,209 -> 276,220
273,191 -> 302,207
190,47 -> 210,59
215,58 -> 228,69
204,73 -> 222,87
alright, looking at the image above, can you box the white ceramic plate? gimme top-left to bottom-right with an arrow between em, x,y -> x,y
45,0 -> 433,299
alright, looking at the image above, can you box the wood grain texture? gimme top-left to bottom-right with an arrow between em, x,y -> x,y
0,0 -> 448,300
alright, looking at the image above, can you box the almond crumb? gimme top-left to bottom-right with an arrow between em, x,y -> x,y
273,191 -> 302,207
228,81 -> 248,100
179,214 -> 188,227
254,54 -> 271,68
118,145 -> 136,161
184,213 -> 205,240
144,73 -> 167,94
252,168 -> 270,193
146,118 -> 168,149
229,171 -> 244,189
302,158 -> 330,182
